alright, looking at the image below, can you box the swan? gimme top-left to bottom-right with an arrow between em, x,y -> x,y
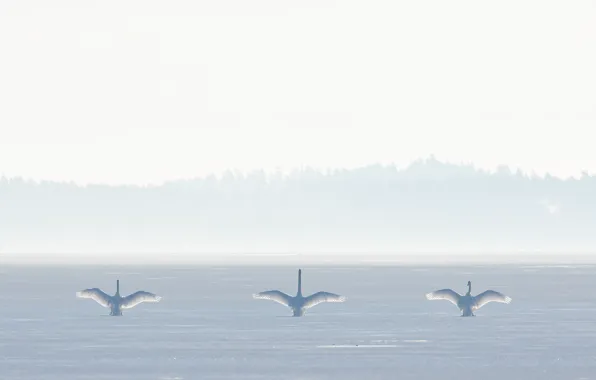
253,269 -> 346,317
76,279 -> 162,316
425,281 -> 511,316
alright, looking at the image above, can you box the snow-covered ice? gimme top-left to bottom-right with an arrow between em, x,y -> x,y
1,264 -> 595,379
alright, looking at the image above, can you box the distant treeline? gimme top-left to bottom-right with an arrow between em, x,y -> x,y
2,157 -> 595,252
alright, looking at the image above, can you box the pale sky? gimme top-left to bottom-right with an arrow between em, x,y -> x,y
1,1 -> 594,185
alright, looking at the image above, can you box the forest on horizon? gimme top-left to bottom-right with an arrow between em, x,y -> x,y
2,157 -> 595,253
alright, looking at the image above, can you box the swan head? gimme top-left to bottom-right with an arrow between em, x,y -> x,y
466,281 -> 471,295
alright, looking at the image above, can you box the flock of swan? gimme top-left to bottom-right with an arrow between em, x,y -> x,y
76,269 -> 512,317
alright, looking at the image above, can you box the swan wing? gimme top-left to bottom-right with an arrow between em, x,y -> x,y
425,289 -> 461,306
120,291 -> 162,309
474,290 -> 512,309
252,290 -> 292,307
303,291 -> 346,309
76,288 -> 112,308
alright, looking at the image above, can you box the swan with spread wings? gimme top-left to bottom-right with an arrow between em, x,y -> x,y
426,281 -> 511,316
76,279 -> 162,316
253,269 -> 346,317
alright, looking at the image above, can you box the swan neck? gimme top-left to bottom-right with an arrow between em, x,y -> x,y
116,279 -> 120,296
467,282 -> 471,295
297,269 -> 302,296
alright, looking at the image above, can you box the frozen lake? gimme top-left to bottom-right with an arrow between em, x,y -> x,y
1,264 -> 596,379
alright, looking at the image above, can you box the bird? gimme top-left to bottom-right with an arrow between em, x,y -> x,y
253,269 -> 346,317
76,279 -> 162,316
425,281 -> 511,316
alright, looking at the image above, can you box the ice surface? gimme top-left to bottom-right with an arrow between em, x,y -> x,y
1,264 -> 595,379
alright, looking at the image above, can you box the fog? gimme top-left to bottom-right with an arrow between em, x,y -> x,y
2,158 -> 596,256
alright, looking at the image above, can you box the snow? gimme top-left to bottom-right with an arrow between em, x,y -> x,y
1,264 -> 594,379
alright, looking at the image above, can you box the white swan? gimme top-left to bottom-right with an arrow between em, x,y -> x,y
253,269 -> 346,317
426,281 -> 511,316
76,279 -> 162,316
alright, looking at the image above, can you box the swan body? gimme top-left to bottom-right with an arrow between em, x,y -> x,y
76,280 -> 162,316
253,269 -> 346,317
426,281 -> 511,317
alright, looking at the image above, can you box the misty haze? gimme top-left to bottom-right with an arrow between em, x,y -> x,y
2,157 -> 595,254
2,0 -> 596,379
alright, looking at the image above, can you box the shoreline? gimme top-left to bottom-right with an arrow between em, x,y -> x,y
2,251 -> 595,266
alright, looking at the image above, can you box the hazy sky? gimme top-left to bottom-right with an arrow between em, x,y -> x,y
1,1 -> 594,185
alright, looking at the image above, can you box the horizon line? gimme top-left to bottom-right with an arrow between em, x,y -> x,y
3,251 -> 596,266
2,156 -> 594,187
